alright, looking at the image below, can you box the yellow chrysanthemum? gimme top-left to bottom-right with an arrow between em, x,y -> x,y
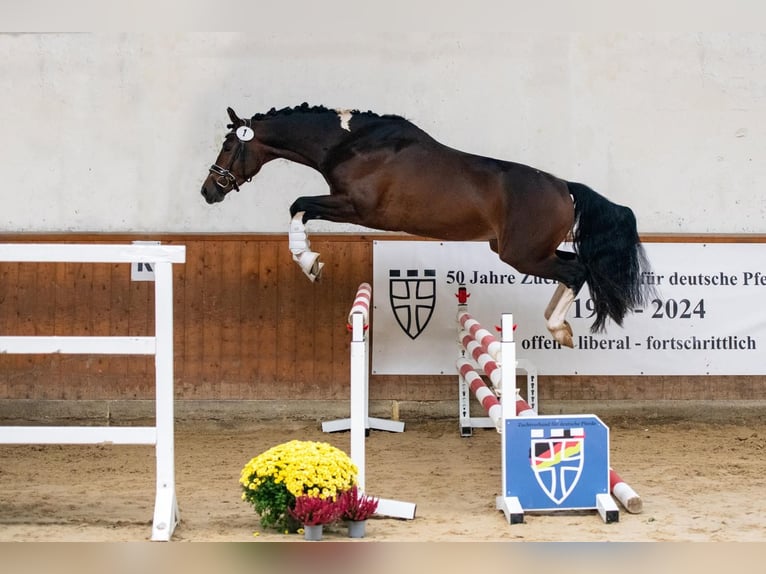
240,440 -> 359,532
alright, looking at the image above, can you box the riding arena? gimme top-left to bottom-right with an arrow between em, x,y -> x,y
1,33 -> 765,544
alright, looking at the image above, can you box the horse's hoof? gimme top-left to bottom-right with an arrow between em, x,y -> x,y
302,262 -> 324,283
305,261 -> 325,282
550,327 -> 574,348
294,251 -> 324,281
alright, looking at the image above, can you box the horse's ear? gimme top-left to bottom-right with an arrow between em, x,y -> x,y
227,107 -> 241,126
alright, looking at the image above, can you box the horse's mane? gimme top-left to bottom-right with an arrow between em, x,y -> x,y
251,102 -> 405,122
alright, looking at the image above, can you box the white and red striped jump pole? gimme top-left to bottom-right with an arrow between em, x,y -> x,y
456,358 -> 502,431
457,357 -> 535,432
458,310 -> 502,362
458,331 -> 503,390
609,468 -> 643,513
347,282 -> 371,326
514,395 -> 536,418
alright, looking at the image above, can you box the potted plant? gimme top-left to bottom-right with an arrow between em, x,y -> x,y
239,440 -> 358,535
288,495 -> 345,541
338,485 -> 379,538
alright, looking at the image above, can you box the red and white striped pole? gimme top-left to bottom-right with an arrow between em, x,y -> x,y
514,395 -> 536,418
348,282 -> 371,326
458,331 -> 503,390
609,468 -> 643,513
456,358 -> 502,431
458,311 -> 502,362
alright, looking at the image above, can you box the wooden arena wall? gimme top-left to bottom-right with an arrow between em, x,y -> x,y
0,234 -> 764,404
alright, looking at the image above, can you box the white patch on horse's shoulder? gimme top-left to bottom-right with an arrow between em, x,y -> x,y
336,109 -> 353,132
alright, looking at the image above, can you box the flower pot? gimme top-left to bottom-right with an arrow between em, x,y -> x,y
347,520 -> 366,538
303,524 -> 323,541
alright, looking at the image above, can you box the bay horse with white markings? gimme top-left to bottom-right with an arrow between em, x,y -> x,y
200,103 -> 652,347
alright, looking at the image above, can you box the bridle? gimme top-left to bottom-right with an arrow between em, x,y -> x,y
208,122 -> 255,192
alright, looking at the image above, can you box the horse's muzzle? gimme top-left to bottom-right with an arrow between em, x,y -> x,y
200,184 -> 225,204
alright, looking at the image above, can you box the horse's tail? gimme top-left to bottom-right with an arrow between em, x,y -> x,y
567,181 -> 653,333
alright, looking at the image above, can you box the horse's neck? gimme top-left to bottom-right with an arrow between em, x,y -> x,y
258,114 -> 345,170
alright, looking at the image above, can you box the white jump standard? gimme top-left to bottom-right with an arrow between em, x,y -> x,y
323,282 -> 416,520
455,284 -> 632,525
323,283 -> 404,435
0,243 -> 186,541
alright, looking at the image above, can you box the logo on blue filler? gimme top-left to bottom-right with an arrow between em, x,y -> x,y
505,415 -> 609,511
389,269 -> 436,339
530,427 -> 585,504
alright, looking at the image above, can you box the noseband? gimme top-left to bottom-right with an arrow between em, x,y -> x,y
208,124 -> 255,192
209,162 -> 242,192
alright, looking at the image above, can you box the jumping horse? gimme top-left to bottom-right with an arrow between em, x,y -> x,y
200,103 -> 652,347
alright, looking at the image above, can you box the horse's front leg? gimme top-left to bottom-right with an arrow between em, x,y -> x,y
288,194 -> 359,282
289,211 -> 324,282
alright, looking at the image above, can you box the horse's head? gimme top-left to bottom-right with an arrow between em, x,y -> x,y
200,107 -> 269,204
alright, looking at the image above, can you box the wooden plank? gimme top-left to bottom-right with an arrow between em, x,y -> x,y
28,262 -> 59,393
66,262 -> 95,395
89,262 -> 112,396
51,261 -> 76,397
14,263 -> 38,383
276,242 -> 298,391
109,262 -> 130,385
310,239 -> 336,388
32,263 -> 57,338
0,263 -> 17,334
238,240 -> 260,391
255,241 -> 279,389
126,262 -> 151,397
201,241 -> 223,393
0,262 -> 19,398
220,240 -> 242,390
292,252 -> 317,388
182,241 -> 204,392
331,241 -> 355,390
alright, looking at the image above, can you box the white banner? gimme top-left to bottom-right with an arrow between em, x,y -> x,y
371,241 -> 766,376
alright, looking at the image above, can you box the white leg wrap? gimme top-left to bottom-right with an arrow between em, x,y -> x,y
289,212 -> 324,282
289,212 -> 311,254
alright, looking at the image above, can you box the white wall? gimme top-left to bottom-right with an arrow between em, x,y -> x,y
1,32 -> 765,234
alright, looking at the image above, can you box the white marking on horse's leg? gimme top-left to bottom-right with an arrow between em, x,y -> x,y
289,212 -> 324,281
336,109 -> 353,132
544,283 -> 568,320
546,286 -> 576,347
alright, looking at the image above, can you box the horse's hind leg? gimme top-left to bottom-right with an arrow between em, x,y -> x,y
501,249 -> 585,348
289,212 -> 324,281
545,285 -> 576,347
544,282 -> 568,320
